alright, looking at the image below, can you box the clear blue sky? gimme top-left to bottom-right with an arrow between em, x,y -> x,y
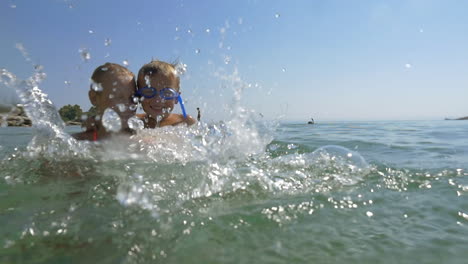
1,0 -> 468,121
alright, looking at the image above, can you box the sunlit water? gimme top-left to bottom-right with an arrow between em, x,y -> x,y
1,67 -> 468,264
1,119 -> 468,264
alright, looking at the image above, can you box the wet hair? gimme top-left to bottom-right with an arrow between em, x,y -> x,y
90,62 -> 136,93
137,60 -> 180,89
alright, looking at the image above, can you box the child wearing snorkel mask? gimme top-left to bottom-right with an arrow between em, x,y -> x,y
135,60 -> 195,127
73,62 -> 138,141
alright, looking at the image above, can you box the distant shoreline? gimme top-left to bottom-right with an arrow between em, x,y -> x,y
0,105 -> 82,127
0,117 -> 82,127
445,116 -> 468,120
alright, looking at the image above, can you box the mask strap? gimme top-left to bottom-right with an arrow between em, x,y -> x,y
177,95 -> 187,119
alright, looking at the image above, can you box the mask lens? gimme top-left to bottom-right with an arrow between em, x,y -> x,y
140,87 -> 157,98
161,88 -> 178,100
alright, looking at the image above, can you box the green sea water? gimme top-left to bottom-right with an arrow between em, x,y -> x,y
1,121 -> 467,264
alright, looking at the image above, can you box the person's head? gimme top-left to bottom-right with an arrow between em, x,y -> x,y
136,60 -> 180,119
88,63 -> 137,123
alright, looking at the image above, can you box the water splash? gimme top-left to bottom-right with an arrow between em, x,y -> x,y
127,116 -> 144,130
1,66 -> 88,158
90,81 -> 103,92
102,108 -> 122,132
15,43 -> 32,62
104,38 -> 112,46
79,48 -> 91,62
175,63 -> 187,76
117,103 -> 127,113
310,145 -> 370,185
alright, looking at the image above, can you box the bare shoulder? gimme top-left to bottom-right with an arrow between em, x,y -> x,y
161,114 -> 196,127
183,115 -> 196,126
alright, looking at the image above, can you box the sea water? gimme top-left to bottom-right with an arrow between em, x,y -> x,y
1,69 -> 468,264
1,120 -> 468,264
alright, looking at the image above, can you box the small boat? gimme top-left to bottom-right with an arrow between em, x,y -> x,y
308,118 -> 314,124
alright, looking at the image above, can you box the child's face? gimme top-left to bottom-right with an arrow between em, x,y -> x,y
91,75 -> 136,122
139,73 -> 179,119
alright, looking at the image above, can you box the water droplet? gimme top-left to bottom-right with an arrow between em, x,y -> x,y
79,48 -> 91,62
175,27 -> 179,32
127,116 -> 144,130
405,63 -> 412,69
275,13 -> 280,18
91,82 -> 103,92
238,17 -> 243,25
224,56 -> 231,64
205,28 -> 211,33
0,69 -> 15,86
129,104 -> 138,111
10,4 -> 17,8
88,30 -> 94,34
187,29 -> 192,34
104,38 -> 112,46
281,68 -> 286,72
287,144 -> 297,150
102,108 -> 121,132
144,75 -> 151,86
268,144 -> 279,151
34,64 -> 44,71
109,94 -> 115,99
117,104 -> 127,112
175,63 -> 187,76
195,49 -> 200,54
64,80 -> 71,86
366,211 -> 373,217
15,43 -> 31,62
132,97 -> 139,104
419,29 -> 424,33
156,115 -> 163,124
123,60 -> 129,67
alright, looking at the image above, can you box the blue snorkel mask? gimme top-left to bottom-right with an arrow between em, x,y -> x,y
135,87 -> 187,118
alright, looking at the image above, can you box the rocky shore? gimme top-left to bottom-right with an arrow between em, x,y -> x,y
0,106 -> 32,127
0,106 -> 82,127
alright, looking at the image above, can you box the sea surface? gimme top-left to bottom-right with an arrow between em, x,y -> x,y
1,120 -> 467,264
